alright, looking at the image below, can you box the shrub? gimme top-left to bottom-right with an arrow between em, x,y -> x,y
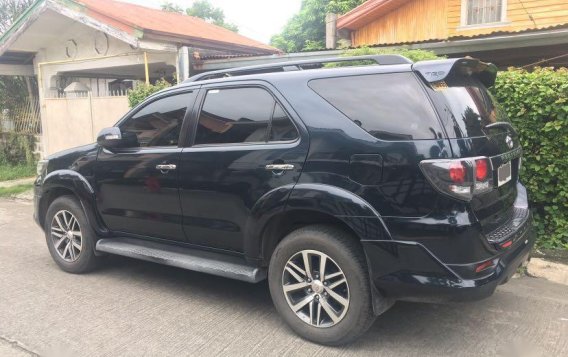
341,46 -> 443,62
492,67 -> 568,249
0,133 -> 36,166
127,79 -> 173,108
326,47 -> 442,68
0,133 -> 37,181
0,164 -> 35,181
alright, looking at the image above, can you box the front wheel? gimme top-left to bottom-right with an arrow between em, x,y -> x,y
44,195 -> 99,274
268,225 -> 377,345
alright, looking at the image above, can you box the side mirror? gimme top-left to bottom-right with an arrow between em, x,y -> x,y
97,127 -> 124,149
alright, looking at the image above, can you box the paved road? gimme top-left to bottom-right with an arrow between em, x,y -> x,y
1,199 -> 567,356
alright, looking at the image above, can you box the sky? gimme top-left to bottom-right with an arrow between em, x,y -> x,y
121,0 -> 303,44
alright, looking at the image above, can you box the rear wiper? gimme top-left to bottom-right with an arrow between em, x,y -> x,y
484,122 -> 517,134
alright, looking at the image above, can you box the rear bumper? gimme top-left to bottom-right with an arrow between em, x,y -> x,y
363,216 -> 535,303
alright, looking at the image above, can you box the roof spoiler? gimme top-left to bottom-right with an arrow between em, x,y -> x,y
412,58 -> 498,87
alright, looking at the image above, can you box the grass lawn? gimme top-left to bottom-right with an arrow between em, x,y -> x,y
0,183 -> 34,198
0,163 -> 36,182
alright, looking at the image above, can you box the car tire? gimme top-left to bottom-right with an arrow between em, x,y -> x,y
268,225 -> 377,345
44,195 -> 99,274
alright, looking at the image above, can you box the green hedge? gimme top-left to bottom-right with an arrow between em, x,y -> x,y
127,79 -> 172,108
340,46 -> 442,62
492,67 -> 568,249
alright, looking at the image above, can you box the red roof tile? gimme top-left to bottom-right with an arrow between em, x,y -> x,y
337,0 -> 411,30
76,0 -> 280,54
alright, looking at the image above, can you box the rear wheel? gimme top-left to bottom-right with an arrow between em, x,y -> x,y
44,196 -> 99,273
268,225 -> 377,345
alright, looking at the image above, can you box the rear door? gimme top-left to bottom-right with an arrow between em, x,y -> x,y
95,90 -> 197,241
178,82 -> 309,252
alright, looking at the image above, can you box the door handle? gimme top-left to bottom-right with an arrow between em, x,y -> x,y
156,164 -> 177,172
265,164 -> 295,171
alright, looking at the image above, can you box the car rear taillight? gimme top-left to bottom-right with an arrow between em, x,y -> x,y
475,258 -> 499,273
449,161 -> 466,183
475,159 -> 488,180
419,157 -> 494,201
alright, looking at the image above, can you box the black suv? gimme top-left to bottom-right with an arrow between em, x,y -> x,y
34,55 -> 535,345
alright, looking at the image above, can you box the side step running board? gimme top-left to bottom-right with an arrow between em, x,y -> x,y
96,238 -> 267,283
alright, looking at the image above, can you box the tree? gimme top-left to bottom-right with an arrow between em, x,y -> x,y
270,0 -> 364,53
0,76 -> 28,111
0,0 -> 35,116
327,0 -> 365,14
0,0 -> 33,34
341,46 -> 443,62
160,2 -> 184,14
161,0 -> 238,32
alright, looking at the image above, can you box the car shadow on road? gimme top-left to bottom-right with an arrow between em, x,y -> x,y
96,255 -> 489,349
98,255 -> 273,305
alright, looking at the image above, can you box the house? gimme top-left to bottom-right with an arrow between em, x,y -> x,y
334,0 -> 568,67
0,0 -> 280,156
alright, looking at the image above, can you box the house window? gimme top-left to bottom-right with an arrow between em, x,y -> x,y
463,0 -> 506,26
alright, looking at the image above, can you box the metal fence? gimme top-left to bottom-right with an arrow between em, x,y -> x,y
46,89 -> 130,99
0,98 -> 41,134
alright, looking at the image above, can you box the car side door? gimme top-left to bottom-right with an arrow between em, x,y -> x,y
94,89 -> 198,242
178,82 -> 309,252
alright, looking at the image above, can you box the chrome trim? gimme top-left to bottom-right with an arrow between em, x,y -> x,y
265,164 -> 294,171
156,164 -> 177,171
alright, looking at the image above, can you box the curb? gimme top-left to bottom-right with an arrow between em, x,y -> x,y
0,189 -> 34,201
13,190 -> 34,201
0,177 -> 35,189
526,258 -> 568,285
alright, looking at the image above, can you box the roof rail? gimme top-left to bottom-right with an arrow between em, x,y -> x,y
184,54 -> 413,83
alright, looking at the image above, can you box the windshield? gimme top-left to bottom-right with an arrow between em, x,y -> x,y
434,76 -> 511,138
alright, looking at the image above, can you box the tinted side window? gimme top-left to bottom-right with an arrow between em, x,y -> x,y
195,88 -> 273,145
121,92 -> 195,147
270,103 -> 298,142
309,73 -> 442,140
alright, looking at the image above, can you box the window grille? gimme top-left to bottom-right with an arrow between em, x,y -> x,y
465,0 -> 504,25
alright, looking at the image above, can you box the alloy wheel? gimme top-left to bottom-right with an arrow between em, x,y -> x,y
282,249 -> 349,328
50,210 -> 83,262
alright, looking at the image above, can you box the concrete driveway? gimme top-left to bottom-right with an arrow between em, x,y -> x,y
0,199 -> 567,357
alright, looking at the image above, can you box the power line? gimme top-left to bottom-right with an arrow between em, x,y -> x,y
518,0 -> 537,28
521,53 -> 568,69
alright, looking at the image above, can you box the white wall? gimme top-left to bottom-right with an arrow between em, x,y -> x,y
43,96 -> 130,155
29,14 -> 177,157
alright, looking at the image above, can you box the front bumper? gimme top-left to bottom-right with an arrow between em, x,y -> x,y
33,183 -> 42,228
363,215 -> 535,303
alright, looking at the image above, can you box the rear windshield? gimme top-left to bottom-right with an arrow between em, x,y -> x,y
433,76 -> 511,138
309,73 -> 443,141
